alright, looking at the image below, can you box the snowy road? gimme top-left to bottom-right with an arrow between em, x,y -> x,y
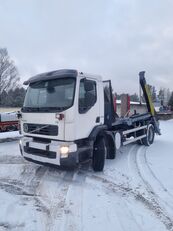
0,121 -> 173,231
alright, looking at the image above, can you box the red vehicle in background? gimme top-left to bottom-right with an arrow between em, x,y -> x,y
0,112 -> 19,132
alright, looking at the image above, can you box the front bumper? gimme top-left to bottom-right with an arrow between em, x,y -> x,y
19,137 -> 78,166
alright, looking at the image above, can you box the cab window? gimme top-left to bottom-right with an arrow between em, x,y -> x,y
79,79 -> 97,113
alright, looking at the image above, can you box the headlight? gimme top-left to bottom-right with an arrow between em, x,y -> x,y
60,146 -> 69,158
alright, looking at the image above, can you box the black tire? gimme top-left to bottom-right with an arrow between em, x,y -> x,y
106,138 -> 116,159
92,137 -> 106,172
106,146 -> 116,159
142,124 -> 155,146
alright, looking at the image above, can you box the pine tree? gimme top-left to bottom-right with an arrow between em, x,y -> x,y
130,93 -> 139,102
168,92 -> 173,111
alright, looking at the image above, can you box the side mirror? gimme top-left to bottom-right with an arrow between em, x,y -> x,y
17,111 -> 22,119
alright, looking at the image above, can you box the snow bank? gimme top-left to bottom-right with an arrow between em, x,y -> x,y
0,131 -> 21,139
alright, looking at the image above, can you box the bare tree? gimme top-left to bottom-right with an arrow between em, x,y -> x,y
0,48 -> 20,95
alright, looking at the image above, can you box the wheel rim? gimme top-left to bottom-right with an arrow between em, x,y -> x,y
148,125 -> 154,144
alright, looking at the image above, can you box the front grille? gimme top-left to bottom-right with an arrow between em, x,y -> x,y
33,137 -> 51,143
24,123 -> 58,136
24,146 -> 56,159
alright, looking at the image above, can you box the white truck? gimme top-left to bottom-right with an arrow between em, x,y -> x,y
19,69 -> 160,171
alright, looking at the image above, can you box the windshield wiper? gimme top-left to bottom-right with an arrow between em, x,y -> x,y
22,106 -> 69,112
22,107 -> 40,112
39,107 -> 68,112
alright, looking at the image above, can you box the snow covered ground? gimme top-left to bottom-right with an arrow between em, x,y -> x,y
0,131 -> 21,140
0,121 -> 173,231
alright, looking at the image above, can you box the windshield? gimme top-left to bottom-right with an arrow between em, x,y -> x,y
22,77 -> 76,112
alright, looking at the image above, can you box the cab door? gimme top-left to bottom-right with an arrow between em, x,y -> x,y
75,78 -> 100,139
103,80 -> 115,127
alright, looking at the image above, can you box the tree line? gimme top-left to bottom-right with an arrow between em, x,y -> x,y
114,83 -> 173,110
0,88 -> 26,107
0,48 -> 25,107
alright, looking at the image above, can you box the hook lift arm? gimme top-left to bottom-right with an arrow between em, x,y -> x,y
139,71 -> 161,135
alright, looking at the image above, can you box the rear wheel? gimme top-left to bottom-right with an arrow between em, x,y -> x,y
92,137 -> 106,172
142,124 -> 155,146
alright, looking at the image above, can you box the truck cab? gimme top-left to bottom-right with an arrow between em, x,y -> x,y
19,69 -> 106,168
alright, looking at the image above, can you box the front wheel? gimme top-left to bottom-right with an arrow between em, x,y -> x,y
106,137 -> 116,159
142,124 -> 155,146
92,137 -> 106,172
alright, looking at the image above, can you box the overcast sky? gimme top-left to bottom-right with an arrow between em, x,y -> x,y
0,0 -> 173,94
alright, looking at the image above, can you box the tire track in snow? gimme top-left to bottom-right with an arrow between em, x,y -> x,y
58,163 -> 91,231
0,155 -> 26,165
0,164 -> 48,231
0,143 -> 77,231
84,173 -> 144,231
85,171 -> 173,231
78,161 -> 145,231
1,139 -> 173,230
59,172 -> 84,231
1,166 -> 76,231
128,144 -> 173,231
0,221 -> 25,231
33,168 -> 76,231
0,179 -> 31,196
0,163 -> 46,197
136,146 -> 173,217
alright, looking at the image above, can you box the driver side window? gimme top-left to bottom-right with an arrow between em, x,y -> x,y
79,79 -> 97,114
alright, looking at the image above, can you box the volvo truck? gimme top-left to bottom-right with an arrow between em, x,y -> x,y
19,69 -> 160,171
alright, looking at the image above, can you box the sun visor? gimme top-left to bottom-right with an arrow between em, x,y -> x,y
23,69 -> 78,85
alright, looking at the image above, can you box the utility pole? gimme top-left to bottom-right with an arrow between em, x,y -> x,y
139,81 -> 142,104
